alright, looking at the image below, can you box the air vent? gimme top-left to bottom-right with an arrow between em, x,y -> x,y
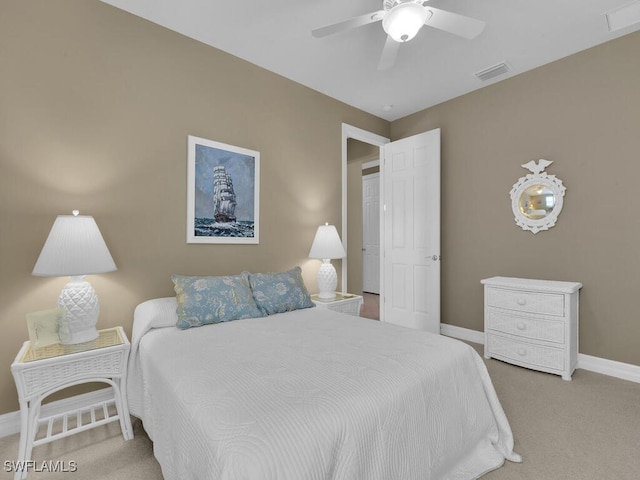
606,1 -> 640,32
475,62 -> 510,82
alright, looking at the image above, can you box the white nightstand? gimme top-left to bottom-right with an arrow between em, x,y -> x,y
10,326 -> 134,480
311,293 -> 363,316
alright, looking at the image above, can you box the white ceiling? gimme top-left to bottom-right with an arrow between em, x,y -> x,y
100,0 -> 640,121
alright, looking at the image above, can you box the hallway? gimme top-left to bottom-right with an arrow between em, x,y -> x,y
360,292 -> 380,320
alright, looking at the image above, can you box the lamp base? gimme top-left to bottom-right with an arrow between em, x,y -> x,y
57,276 -> 100,345
59,326 -> 99,345
317,260 -> 338,300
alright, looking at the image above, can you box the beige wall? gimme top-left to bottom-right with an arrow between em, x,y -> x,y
0,0 -> 389,415
392,30 -> 640,368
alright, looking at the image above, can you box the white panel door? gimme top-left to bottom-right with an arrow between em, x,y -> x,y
382,128 -> 440,333
362,173 -> 380,294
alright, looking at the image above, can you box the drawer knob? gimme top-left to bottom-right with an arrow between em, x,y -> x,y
517,322 -> 526,330
517,298 -> 526,306
517,348 -> 527,356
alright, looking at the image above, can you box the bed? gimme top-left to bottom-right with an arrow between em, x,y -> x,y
127,295 -> 520,480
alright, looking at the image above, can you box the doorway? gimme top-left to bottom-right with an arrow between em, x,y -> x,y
342,124 -> 388,320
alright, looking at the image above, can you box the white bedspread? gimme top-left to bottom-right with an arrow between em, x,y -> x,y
128,301 -> 520,480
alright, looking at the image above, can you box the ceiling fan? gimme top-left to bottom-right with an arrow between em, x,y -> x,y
312,0 -> 486,70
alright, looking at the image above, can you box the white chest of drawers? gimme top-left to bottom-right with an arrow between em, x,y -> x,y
481,276 -> 582,381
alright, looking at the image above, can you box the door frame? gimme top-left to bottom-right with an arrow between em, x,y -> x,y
341,123 -> 389,307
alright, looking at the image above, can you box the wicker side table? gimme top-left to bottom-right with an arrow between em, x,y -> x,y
10,326 -> 133,480
311,293 -> 363,316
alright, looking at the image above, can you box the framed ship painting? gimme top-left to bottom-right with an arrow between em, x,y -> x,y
187,135 -> 260,244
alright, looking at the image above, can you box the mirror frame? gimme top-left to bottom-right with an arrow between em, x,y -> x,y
510,159 -> 566,234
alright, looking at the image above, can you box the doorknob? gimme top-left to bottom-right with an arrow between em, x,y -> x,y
430,255 -> 441,261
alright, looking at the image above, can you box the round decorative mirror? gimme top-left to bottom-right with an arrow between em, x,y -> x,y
510,159 -> 566,234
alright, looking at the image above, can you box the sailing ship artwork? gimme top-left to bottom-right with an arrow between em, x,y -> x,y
187,136 -> 260,244
212,165 -> 237,223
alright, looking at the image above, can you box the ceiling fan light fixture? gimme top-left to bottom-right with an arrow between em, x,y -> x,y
382,2 -> 429,42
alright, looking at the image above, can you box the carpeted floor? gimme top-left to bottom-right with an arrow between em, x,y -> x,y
1,341 -> 639,479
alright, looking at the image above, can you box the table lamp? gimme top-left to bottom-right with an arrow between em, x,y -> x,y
32,211 -> 117,344
308,223 -> 346,299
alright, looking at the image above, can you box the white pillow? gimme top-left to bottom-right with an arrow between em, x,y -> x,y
132,297 -> 178,346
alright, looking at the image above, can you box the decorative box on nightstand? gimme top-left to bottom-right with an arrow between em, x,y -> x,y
10,326 -> 133,480
481,276 -> 582,381
311,293 -> 363,316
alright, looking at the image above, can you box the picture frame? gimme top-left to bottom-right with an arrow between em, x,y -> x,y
26,308 -> 63,348
187,135 -> 260,244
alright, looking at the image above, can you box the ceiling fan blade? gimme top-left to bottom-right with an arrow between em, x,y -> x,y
312,10 -> 385,38
377,35 -> 400,71
424,7 -> 486,39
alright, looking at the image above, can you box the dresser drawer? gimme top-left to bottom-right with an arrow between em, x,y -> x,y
486,309 -> 565,344
487,287 -> 564,316
487,333 -> 564,372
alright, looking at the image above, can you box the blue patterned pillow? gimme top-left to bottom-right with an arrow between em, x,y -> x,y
247,266 -> 314,315
171,273 -> 264,329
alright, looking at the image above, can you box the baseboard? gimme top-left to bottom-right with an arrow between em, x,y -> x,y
576,353 -> 640,383
440,324 -> 485,344
441,324 -> 640,384
0,388 -> 113,439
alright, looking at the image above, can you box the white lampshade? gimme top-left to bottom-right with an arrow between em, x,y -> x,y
33,213 -> 116,276
308,224 -> 346,260
309,223 -> 346,300
382,2 -> 429,43
33,211 -> 116,344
